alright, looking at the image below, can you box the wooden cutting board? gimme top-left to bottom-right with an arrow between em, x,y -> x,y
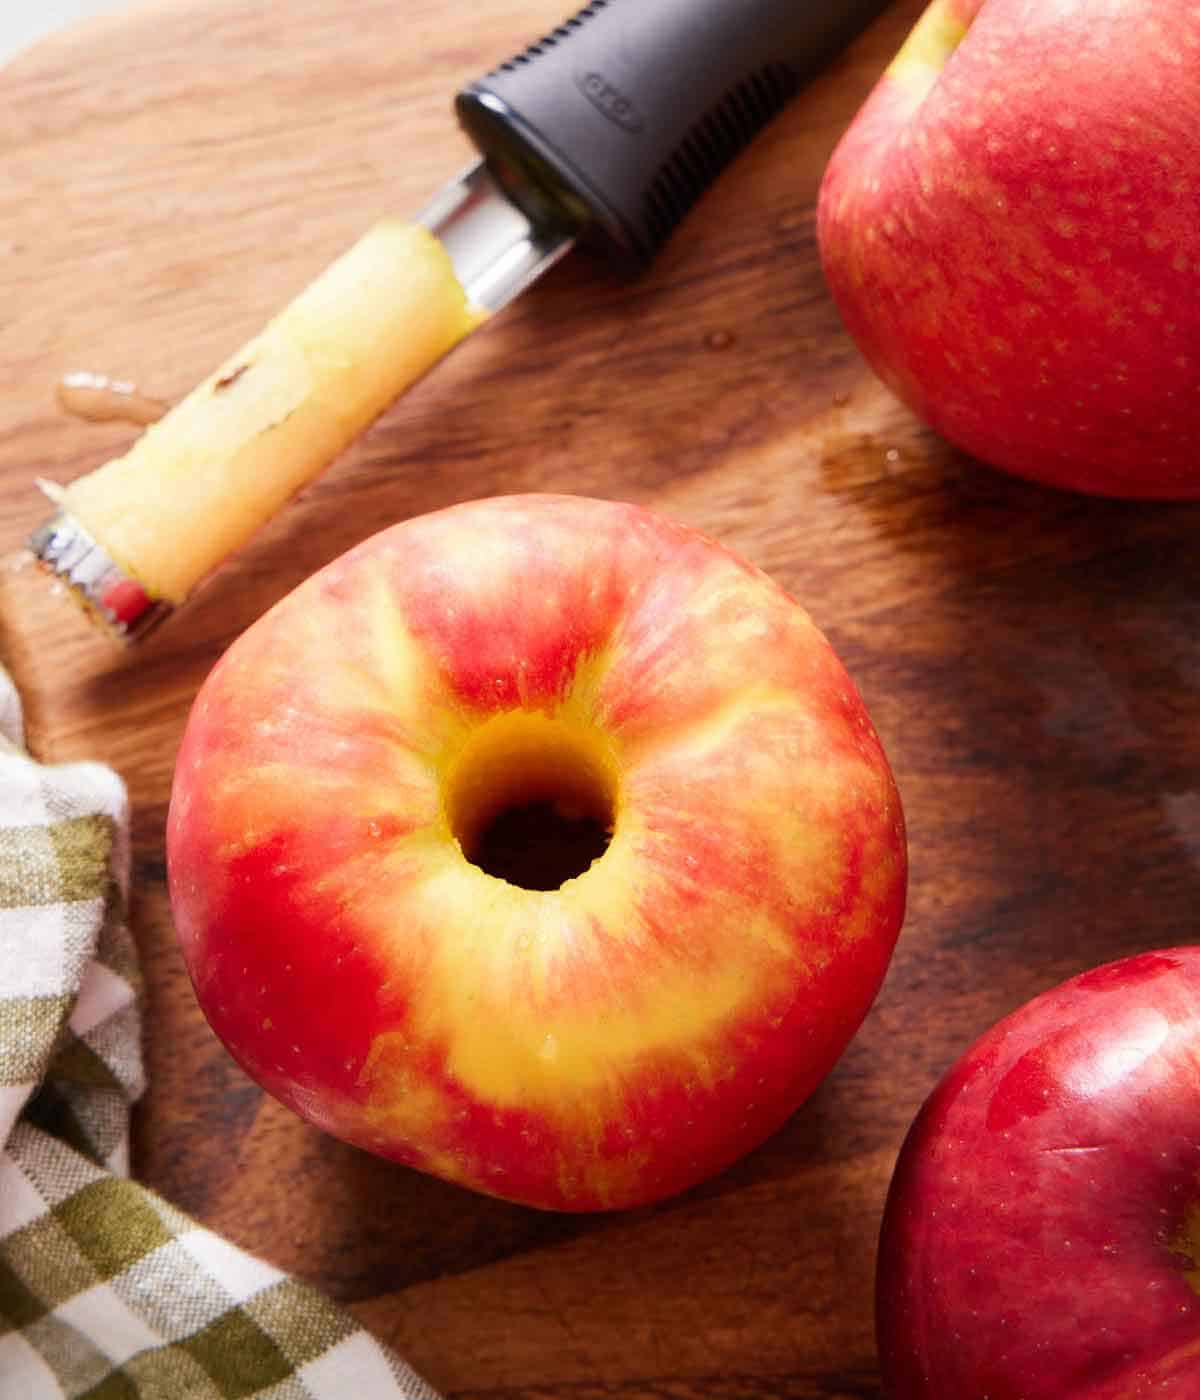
3,1 -> 1199,1394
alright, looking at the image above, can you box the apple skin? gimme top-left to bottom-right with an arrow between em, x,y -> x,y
877,947 -> 1200,1398
817,0 -> 1200,499
166,494 -> 907,1212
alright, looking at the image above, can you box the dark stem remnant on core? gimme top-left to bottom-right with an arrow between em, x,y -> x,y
214,364 -> 250,392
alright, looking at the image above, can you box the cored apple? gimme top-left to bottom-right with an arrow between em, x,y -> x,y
167,494 -> 906,1211
877,947 -> 1200,1398
817,0 -> 1200,499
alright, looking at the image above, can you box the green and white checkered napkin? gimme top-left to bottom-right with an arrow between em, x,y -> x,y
0,664 -> 439,1399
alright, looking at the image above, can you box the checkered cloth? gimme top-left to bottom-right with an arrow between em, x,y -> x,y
0,664 -> 438,1399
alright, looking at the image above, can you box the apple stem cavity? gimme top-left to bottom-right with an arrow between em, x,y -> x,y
443,710 -> 619,892
1171,1203 -> 1200,1299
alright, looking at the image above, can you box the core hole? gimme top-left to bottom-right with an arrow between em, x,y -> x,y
471,798 -> 612,891
445,711 -> 619,892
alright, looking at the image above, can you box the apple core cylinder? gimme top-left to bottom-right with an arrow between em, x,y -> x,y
33,221 -> 483,639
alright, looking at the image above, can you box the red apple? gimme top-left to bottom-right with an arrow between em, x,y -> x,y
817,0 -> 1200,499
877,947 -> 1200,1398
166,494 -> 906,1211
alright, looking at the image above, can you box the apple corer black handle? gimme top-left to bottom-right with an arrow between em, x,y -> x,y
455,0 -> 891,274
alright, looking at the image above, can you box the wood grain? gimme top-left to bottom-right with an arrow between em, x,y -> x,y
2,1 -> 1199,1395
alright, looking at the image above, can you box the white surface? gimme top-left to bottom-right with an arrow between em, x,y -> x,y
0,0 -> 126,68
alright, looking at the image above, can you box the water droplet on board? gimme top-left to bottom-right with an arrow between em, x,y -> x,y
56,370 -> 169,426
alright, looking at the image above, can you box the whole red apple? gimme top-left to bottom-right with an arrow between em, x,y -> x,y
166,494 -> 906,1211
877,947 -> 1200,1397
817,0 -> 1200,499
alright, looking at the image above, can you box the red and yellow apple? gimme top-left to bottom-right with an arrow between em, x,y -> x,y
877,947 -> 1200,1398
166,494 -> 906,1211
817,0 -> 1200,499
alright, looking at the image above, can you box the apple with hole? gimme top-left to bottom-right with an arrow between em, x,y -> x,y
817,0 -> 1200,499
877,947 -> 1200,1398
166,493 -> 906,1211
